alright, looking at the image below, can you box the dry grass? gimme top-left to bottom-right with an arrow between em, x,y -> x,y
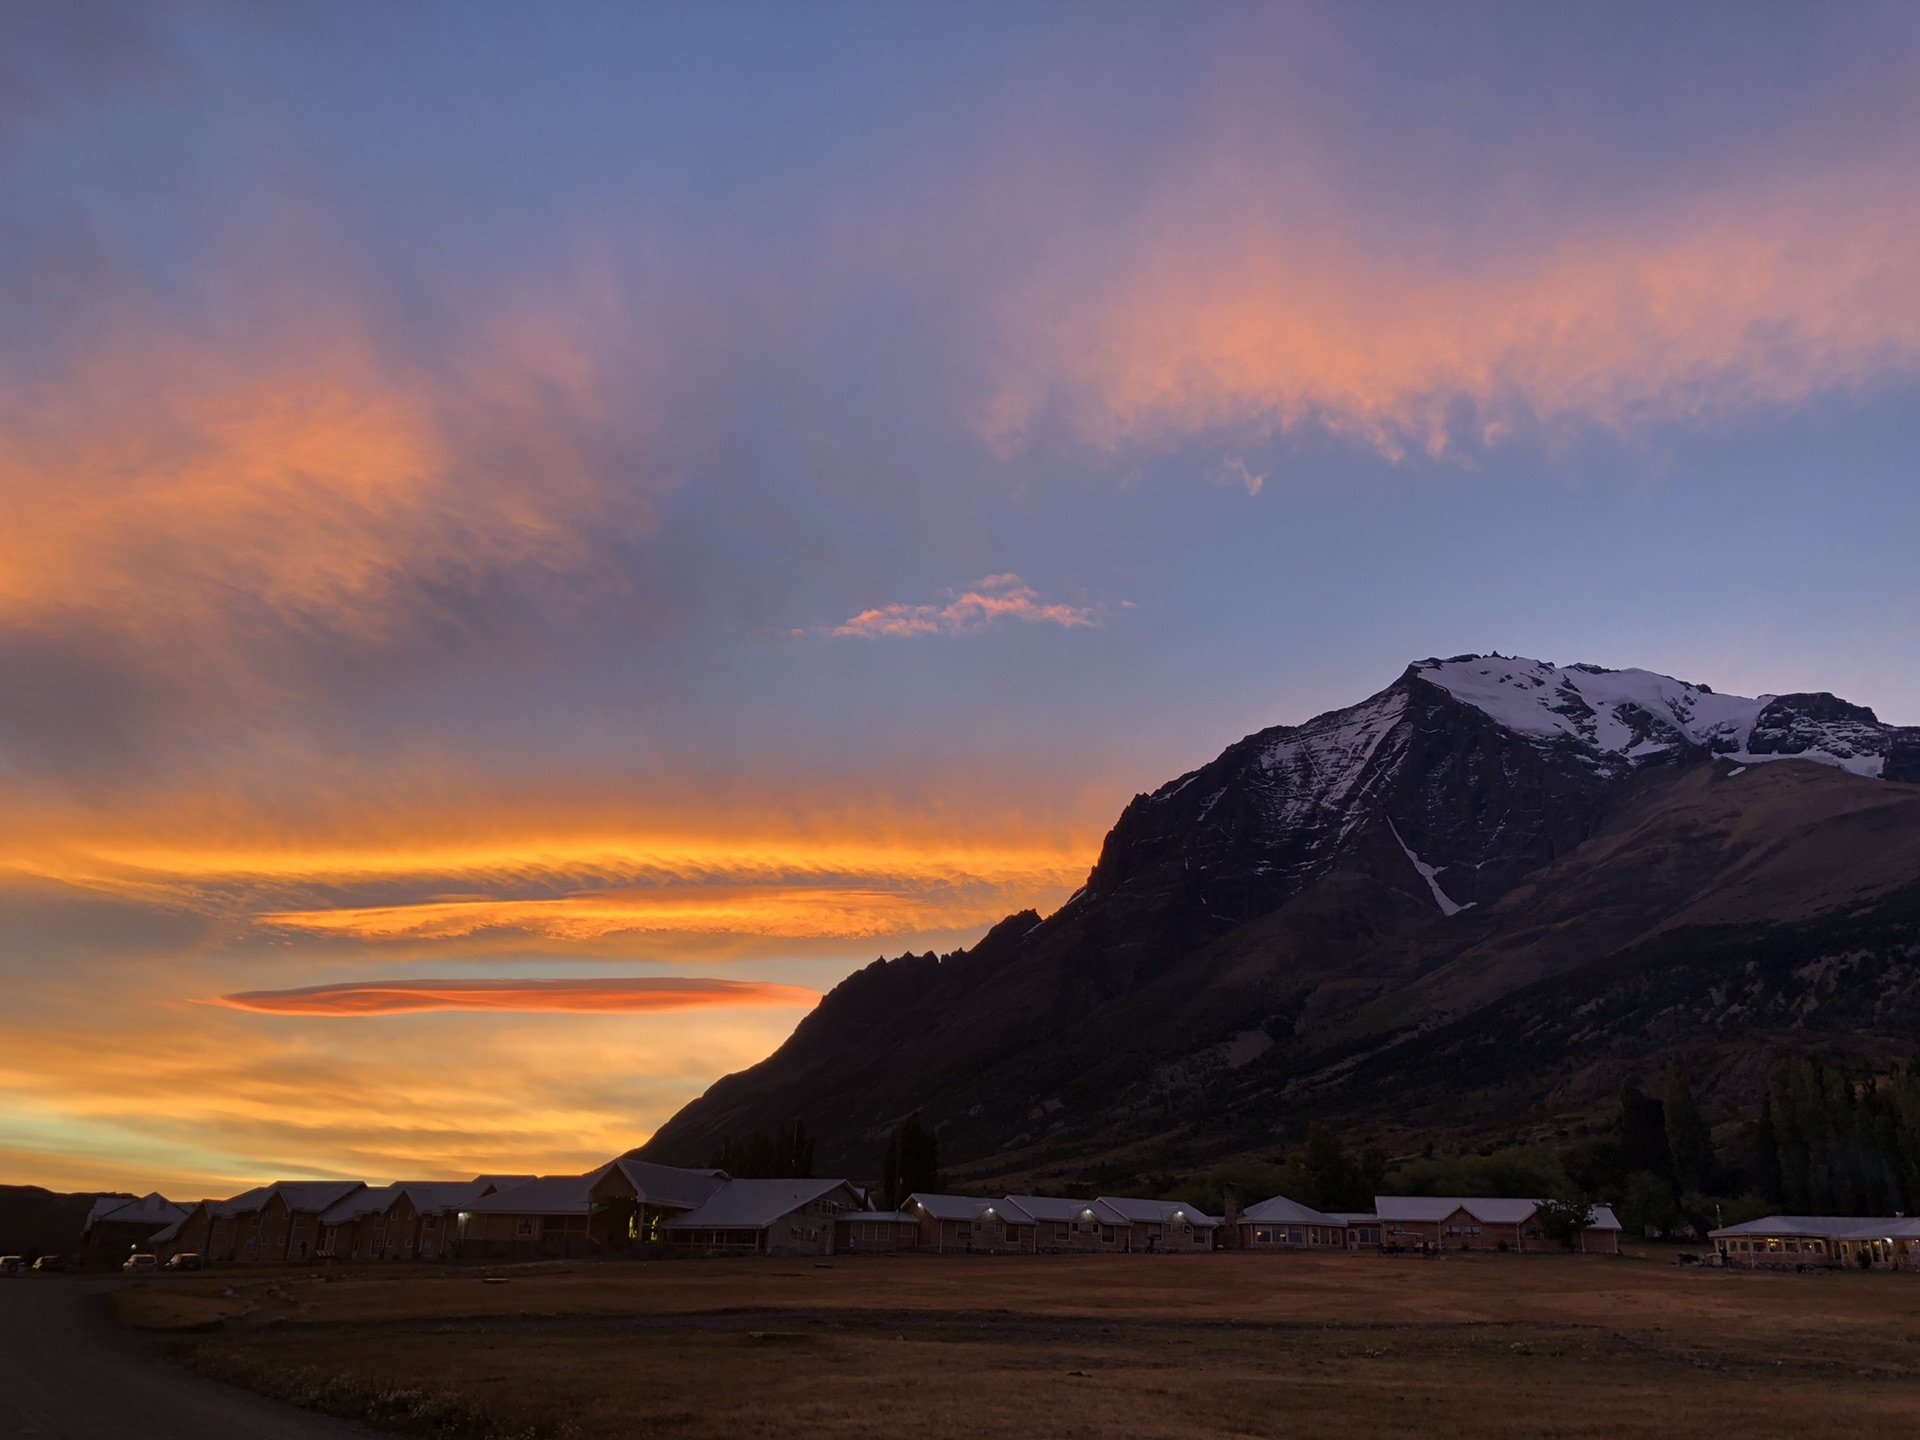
118,1251 -> 1920,1439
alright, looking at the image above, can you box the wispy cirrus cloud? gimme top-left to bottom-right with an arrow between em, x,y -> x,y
834,574 -> 1102,639
987,168 -> 1920,461
211,976 -> 818,1017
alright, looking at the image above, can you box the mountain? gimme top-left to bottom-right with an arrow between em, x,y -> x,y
0,1185 -> 110,1258
643,655 -> 1920,1183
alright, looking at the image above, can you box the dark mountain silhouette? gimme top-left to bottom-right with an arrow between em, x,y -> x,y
643,656 -> 1920,1183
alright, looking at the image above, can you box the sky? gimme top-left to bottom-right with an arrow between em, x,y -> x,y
3,1 -> 1919,1195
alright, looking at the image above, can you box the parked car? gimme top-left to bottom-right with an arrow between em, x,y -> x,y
31,1255 -> 67,1272
122,1253 -> 158,1274
0,1256 -> 24,1276
164,1252 -> 203,1271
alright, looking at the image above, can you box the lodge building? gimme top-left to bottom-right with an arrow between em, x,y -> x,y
1709,1215 -> 1920,1270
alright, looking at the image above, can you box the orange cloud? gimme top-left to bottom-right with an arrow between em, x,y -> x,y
987,170 -> 1920,458
210,976 -> 818,1017
257,885 -> 1035,944
835,574 -> 1100,638
0,296 -> 654,662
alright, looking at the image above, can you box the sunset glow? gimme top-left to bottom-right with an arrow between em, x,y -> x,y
5,2 -> 1920,1197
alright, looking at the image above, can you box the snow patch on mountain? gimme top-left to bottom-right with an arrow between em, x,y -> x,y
1258,688 -> 1410,840
1412,655 -> 1892,779
1388,819 -> 1472,916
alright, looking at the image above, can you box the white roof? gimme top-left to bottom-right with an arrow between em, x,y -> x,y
663,1178 -> 858,1230
1005,1195 -> 1130,1226
1374,1196 -> 1621,1230
904,1193 -> 1036,1224
1242,1194 -> 1342,1226
608,1158 -> 730,1211
1375,1196 -> 1540,1225
272,1181 -> 366,1214
1096,1197 -> 1220,1227
212,1185 -> 273,1218
464,1171 -> 604,1216
1710,1214 -> 1920,1240
318,1179 -> 497,1225
84,1193 -> 184,1231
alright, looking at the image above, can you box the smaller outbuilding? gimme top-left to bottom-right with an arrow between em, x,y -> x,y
1239,1194 -> 1347,1251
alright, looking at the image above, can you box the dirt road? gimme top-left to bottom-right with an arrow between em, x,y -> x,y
0,1278 -> 365,1440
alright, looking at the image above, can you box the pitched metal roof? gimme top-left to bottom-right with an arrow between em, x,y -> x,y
1096,1197 -> 1220,1227
83,1193 -> 183,1231
1004,1195 -> 1130,1226
608,1158 -> 730,1211
903,1193 -> 1036,1224
1375,1196 -> 1540,1225
463,1173 -> 602,1216
1709,1214 -> 1920,1240
271,1181 -> 366,1213
1241,1194 -> 1342,1226
663,1178 -> 859,1230
212,1186 -> 273,1217
321,1179 -> 502,1225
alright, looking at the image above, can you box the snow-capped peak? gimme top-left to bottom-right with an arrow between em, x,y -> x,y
1410,655 -> 1888,778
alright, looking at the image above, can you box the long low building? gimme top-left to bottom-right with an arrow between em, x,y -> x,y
1237,1195 -> 1620,1254
662,1178 -> 865,1256
1710,1216 -> 1920,1270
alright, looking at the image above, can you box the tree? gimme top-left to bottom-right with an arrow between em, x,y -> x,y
1619,1171 -> 1683,1238
708,1119 -> 817,1179
1275,1124 -> 1370,1212
1664,1065 -> 1716,1195
882,1115 -> 939,1209
1535,1198 -> 1596,1252
1617,1080 -> 1673,1181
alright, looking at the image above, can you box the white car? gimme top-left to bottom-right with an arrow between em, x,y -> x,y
0,1256 -> 24,1276
121,1253 -> 159,1274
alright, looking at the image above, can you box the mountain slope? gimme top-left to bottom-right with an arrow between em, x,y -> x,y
643,656 -> 1920,1178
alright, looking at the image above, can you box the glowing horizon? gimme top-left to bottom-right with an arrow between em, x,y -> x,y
5,2 -> 1920,1195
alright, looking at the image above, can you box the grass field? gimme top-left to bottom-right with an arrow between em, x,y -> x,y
114,1249 -> 1920,1439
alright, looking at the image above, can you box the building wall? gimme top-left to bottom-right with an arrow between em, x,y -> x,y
1031,1217 -> 1125,1252
457,1211 -> 596,1259
1241,1222 -> 1347,1250
1119,1220 -> 1211,1253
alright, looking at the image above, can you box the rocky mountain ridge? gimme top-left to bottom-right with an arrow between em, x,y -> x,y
643,655 -> 1920,1181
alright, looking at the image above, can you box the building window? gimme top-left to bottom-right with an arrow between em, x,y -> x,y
516,1217 -> 536,1237
1056,1224 -> 1070,1241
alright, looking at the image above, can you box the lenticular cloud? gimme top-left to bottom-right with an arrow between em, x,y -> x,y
834,574 -> 1099,638
212,976 -> 819,1017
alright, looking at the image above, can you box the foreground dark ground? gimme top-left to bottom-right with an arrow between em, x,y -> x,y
0,1276 -> 366,1439
101,1248 -> 1920,1440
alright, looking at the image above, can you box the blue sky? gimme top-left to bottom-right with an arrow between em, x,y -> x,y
2,1 -> 1917,1191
